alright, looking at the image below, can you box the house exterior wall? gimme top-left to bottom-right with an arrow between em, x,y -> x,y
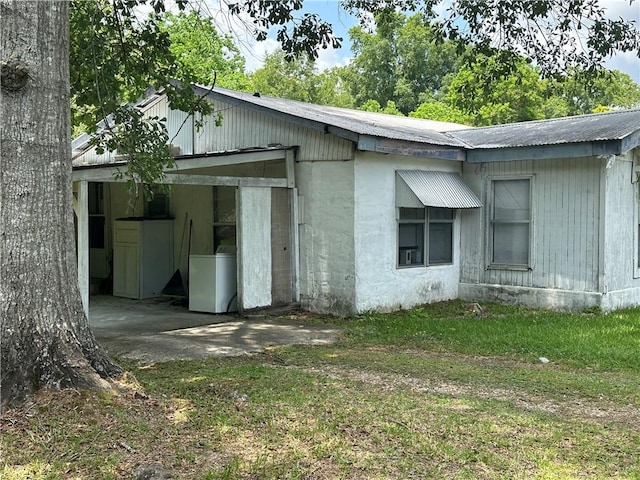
295,160 -> 356,314
195,100 -> 354,161
237,186 -> 272,309
353,152 -> 463,312
460,156 -> 604,309
600,150 -> 640,310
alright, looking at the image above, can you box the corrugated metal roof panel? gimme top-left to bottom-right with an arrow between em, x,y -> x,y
199,86 -> 469,148
448,108 -> 640,149
397,170 -> 482,208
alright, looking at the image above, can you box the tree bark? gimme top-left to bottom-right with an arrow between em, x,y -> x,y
1,0 -> 121,411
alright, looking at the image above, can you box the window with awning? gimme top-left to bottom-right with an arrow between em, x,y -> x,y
395,171 -> 481,268
395,170 -> 482,209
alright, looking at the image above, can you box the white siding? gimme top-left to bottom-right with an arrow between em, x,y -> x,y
167,107 -> 193,155
296,160 -> 356,313
603,152 -> 640,292
73,145 -> 115,166
461,157 -> 602,292
237,186 -> 272,309
353,152 -> 463,312
195,100 -> 354,161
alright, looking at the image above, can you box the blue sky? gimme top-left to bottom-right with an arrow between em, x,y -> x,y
243,0 -> 639,84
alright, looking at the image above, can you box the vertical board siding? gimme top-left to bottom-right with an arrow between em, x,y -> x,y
603,154 -> 638,291
74,96 -> 353,167
271,188 -> 293,304
167,107 -> 193,155
195,100 -> 354,161
462,157 -> 601,292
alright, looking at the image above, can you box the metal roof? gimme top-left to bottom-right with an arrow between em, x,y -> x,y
397,170 -> 482,209
72,86 -> 640,170
449,109 -> 640,149
198,86 -> 469,148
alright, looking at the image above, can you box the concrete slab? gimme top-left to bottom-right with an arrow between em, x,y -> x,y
89,296 -> 341,363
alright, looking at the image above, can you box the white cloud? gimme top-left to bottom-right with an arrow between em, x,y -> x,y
601,0 -> 640,82
242,38 -> 281,72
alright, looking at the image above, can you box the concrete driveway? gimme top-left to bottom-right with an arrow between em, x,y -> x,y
89,296 -> 341,363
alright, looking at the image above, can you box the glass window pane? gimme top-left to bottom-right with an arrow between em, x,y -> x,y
88,182 -> 104,215
89,216 -> 105,249
494,180 -> 530,221
493,223 -> 529,265
214,186 -> 236,223
429,208 -> 454,220
399,207 -> 425,221
429,223 -> 452,264
398,223 -> 424,266
214,225 -> 236,252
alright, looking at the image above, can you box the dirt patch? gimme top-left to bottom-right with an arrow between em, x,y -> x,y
292,363 -> 640,429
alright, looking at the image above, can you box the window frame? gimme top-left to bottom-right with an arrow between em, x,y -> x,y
88,182 -> 105,249
486,176 -> 534,271
397,207 -> 455,269
213,186 -> 237,254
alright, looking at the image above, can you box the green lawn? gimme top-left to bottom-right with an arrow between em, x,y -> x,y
2,301 -> 640,479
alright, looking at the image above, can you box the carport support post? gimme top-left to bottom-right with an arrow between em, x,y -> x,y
72,180 -> 90,317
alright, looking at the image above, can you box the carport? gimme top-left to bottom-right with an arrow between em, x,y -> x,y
88,296 -> 340,363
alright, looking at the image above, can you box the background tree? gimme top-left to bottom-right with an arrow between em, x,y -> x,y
409,100 -> 473,125
250,50 -> 354,107
346,11 -> 461,114
160,11 -> 250,91
444,55 -> 552,125
343,0 -> 640,78
250,50 -> 320,101
550,69 -> 640,115
436,55 -> 640,125
358,99 -> 404,115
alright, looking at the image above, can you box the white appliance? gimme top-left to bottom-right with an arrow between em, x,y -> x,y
188,254 -> 237,313
113,219 -> 173,299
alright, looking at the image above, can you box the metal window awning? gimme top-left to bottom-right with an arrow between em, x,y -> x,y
396,170 -> 482,209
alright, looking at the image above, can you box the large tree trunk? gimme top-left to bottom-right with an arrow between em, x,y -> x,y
0,0 -> 121,411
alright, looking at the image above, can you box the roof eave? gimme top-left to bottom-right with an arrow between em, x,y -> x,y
358,135 -> 465,161
466,140 -> 624,163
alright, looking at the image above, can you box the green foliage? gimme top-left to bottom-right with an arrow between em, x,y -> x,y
229,0 -> 341,60
250,50 -> 319,101
70,0 -> 203,130
347,12 -> 461,114
343,0 -> 640,78
250,50 -> 354,107
445,54 -> 550,125
409,100 -> 473,125
69,0 -> 340,195
358,99 -> 404,115
159,11 -> 250,91
550,69 -> 640,115
440,52 -> 640,125
70,1 -> 217,196
93,107 -> 173,199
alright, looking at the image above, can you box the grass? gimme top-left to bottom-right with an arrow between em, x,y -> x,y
2,300 -> 640,479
